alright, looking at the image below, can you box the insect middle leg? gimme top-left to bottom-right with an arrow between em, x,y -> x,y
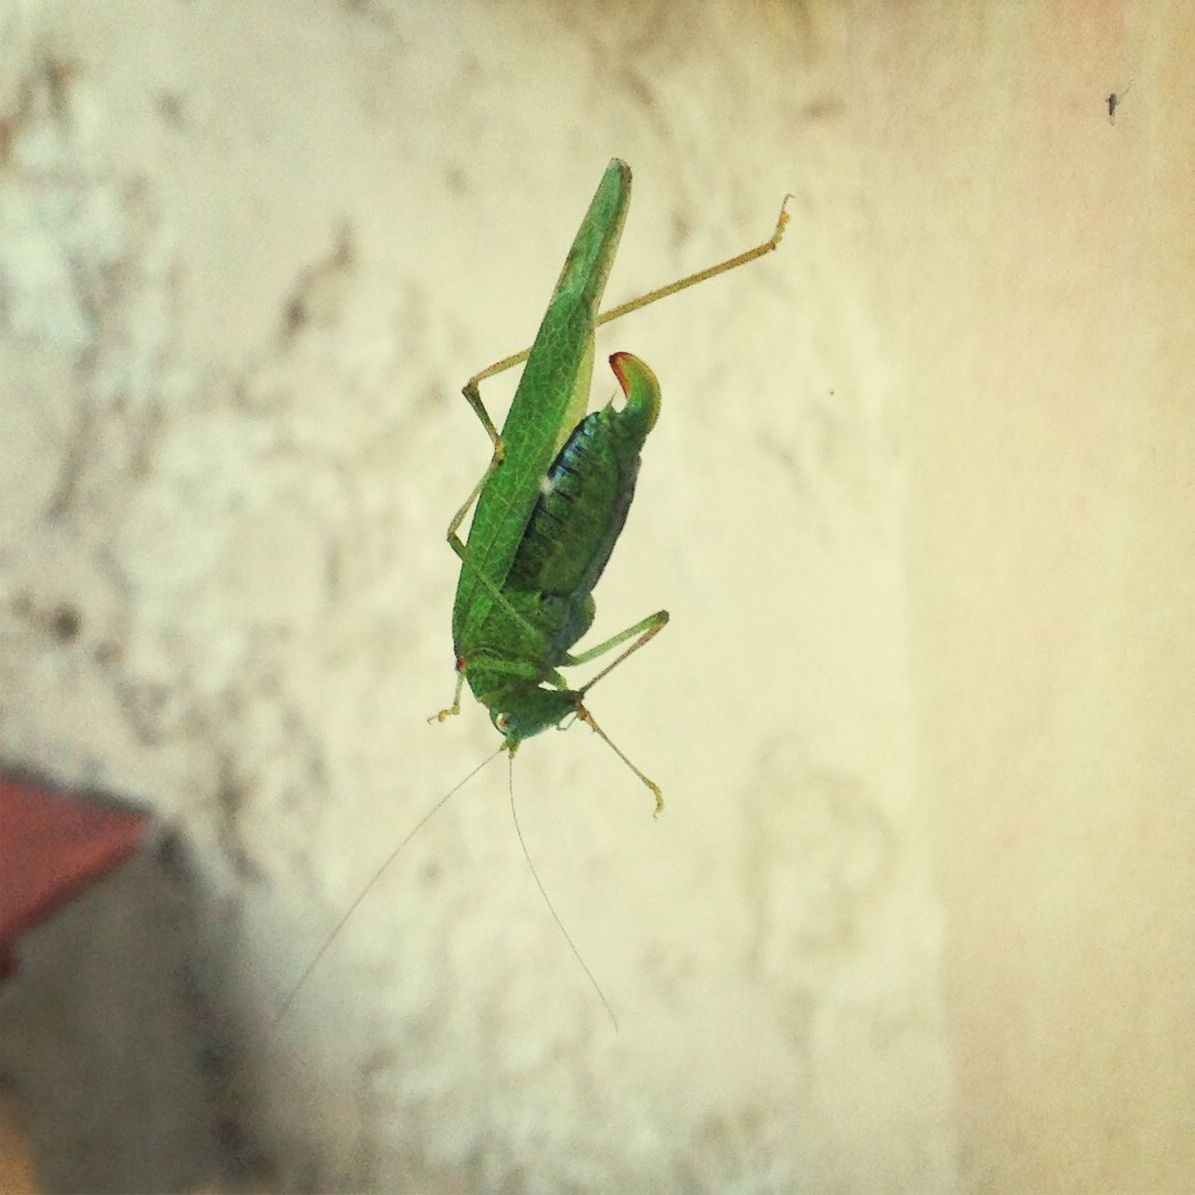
566,608 -> 671,816
445,330 -> 554,542
565,609 -> 669,678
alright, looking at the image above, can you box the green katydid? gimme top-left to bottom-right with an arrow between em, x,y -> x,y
435,159 -> 790,815
272,161 -> 789,1030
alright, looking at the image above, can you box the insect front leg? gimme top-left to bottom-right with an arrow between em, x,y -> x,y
434,374 -> 511,724
445,375 -> 504,552
445,334 -> 553,554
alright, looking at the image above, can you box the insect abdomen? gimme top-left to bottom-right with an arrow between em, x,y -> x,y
507,351 -> 660,603
507,410 -> 638,598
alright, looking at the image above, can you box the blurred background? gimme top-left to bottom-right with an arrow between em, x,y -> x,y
1,1 -> 1191,1191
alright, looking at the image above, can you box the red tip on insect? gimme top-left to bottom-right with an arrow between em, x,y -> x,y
608,351 -> 634,388
607,351 -> 661,433
454,654 -> 466,672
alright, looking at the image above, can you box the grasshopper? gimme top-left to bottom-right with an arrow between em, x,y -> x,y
271,162 -> 788,1029
436,159 -> 790,816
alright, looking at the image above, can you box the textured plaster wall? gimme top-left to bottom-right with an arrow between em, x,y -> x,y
2,2 -> 945,1189
0,1 -> 1189,1193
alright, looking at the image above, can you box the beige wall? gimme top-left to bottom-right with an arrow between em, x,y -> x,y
0,1 -> 1190,1191
874,4 -> 1195,1189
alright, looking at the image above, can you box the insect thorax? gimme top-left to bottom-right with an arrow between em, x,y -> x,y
473,670 -> 583,743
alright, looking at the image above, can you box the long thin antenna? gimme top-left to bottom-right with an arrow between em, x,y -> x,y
507,753 -> 619,1031
271,745 -> 506,1028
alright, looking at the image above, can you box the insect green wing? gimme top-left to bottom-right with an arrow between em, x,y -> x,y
451,159 -> 632,655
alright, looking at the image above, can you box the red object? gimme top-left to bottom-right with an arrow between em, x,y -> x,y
0,773 -> 148,980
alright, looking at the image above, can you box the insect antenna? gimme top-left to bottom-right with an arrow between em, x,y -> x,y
216,745 -> 508,1124
270,743 -> 506,1028
506,751 -> 619,1031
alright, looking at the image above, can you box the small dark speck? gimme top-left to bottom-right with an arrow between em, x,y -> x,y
213,1113 -> 257,1174
324,542 -> 342,598
803,96 -> 845,121
670,211 -> 693,253
44,59 -> 78,117
285,296 -> 307,333
156,831 -> 188,874
420,860 -> 443,887
344,0 -> 398,30
94,640 -> 123,666
218,773 -> 247,815
1107,79 -> 1134,125
445,163 -> 468,194
623,69 -> 654,111
51,604 -> 81,642
157,92 -> 188,128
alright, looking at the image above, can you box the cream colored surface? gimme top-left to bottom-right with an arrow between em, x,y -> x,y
0,1 -> 1188,1192
880,6 -> 1195,1191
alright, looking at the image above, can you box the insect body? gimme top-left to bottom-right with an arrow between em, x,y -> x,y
436,159 -> 790,813
436,160 -> 668,808
1107,78 -> 1134,124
